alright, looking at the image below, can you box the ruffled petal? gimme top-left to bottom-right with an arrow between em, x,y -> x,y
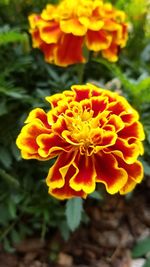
86,29 -> 112,51
40,42 -> 56,63
109,138 -> 142,164
95,152 -> 128,194
108,96 -> 133,115
102,42 -> 119,62
30,29 -> 42,48
60,18 -> 87,36
72,85 -> 91,101
25,108 -> 49,128
93,129 -> 117,152
39,21 -> 61,44
79,16 -> 104,31
16,120 -> 51,160
41,4 -> 57,21
37,133 -> 71,158
46,93 -> 66,108
62,130 -> 82,146
28,14 -> 41,29
54,34 -> 85,66
119,160 -> 144,194
91,96 -> 108,116
46,151 -> 78,189
49,172 -> 87,200
106,114 -> 124,132
70,153 -> 96,194
119,121 -> 145,141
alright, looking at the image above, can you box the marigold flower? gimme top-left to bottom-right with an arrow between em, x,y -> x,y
16,84 -> 145,200
28,0 -> 128,66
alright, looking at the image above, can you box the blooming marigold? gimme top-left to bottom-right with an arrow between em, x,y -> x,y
28,0 -> 128,66
16,84 -> 145,200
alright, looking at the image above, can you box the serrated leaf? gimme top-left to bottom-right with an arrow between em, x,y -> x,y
66,198 -> 83,231
132,238 -> 150,258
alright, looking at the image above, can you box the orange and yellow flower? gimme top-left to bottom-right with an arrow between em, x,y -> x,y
16,83 -> 145,200
28,0 -> 128,66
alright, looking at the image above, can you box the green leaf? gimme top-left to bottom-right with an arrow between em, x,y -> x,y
66,198 -> 83,231
8,200 -> 17,219
11,229 -> 21,245
137,77 -> 150,92
0,30 -> 27,46
89,191 -> 103,200
143,258 -> 150,267
133,77 -> 150,103
0,204 -> 10,224
0,168 -> 20,188
141,159 -> 150,176
0,101 -> 8,116
132,238 -> 150,258
3,237 -> 15,253
0,146 -> 12,168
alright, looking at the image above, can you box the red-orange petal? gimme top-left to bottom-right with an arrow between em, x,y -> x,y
46,151 -> 77,189
40,42 -> 56,63
25,108 -> 49,128
95,152 -> 128,194
39,21 -> 61,44
49,167 -> 87,200
102,42 -> 119,62
70,153 -> 96,194
16,120 -> 51,159
119,160 -> 144,194
86,29 -> 112,51
119,121 -> 145,141
91,96 -> 108,116
30,29 -> 42,48
54,34 -> 85,67
37,133 -> 71,158
109,138 -> 141,164
72,85 -> 91,102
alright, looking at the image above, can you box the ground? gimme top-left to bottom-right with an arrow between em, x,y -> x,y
0,179 -> 150,267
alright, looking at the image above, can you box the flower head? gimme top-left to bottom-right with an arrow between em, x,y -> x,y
16,84 -> 145,200
28,0 -> 128,66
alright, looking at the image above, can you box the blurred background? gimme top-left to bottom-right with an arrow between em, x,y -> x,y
0,0 -> 150,267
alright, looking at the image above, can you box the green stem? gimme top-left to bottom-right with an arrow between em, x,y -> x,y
77,63 -> 86,84
76,49 -> 90,84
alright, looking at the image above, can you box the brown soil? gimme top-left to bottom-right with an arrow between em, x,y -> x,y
0,179 -> 150,267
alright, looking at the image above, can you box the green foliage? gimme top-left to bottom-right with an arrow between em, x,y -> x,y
132,238 -> 150,267
66,198 -> 83,231
0,0 -> 150,253
0,26 -> 28,46
143,258 -> 150,267
132,238 -> 150,258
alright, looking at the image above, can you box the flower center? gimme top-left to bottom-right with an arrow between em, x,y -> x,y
65,108 -> 100,155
